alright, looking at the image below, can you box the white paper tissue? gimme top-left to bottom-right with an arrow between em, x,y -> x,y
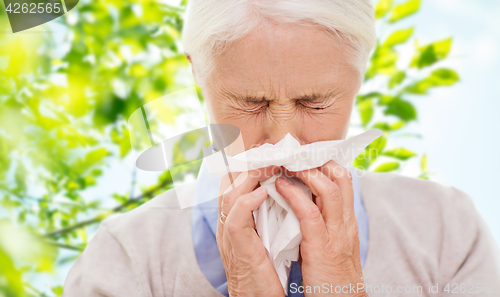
204,129 -> 383,294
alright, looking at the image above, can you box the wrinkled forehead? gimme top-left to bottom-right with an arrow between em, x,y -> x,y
205,22 -> 360,99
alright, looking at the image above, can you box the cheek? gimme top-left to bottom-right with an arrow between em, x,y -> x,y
300,105 -> 353,141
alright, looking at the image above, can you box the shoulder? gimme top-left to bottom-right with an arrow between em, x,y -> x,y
357,169 -> 472,209
63,185 -> 196,296
93,182 -> 198,268
357,169 -> 477,244
358,169 -> 500,286
101,185 -> 188,242
356,169 -> 476,230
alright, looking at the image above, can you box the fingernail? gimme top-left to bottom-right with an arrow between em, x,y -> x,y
254,186 -> 267,197
277,177 -> 290,186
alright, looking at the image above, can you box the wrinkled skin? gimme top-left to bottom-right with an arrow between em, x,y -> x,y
187,21 -> 368,297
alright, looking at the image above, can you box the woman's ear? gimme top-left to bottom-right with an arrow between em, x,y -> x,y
185,53 -> 199,84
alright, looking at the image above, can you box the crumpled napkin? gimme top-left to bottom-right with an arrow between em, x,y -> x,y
204,129 -> 383,294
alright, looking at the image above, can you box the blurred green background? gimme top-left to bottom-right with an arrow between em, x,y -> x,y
3,0 -> 495,295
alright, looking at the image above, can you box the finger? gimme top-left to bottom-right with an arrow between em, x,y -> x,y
274,177 -> 328,243
313,193 -> 323,213
320,161 -> 355,226
219,166 -> 280,217
319,162 -> 361,275
349,219 -> 363,277
225,187 -> 269,251
285,168 -> 345,232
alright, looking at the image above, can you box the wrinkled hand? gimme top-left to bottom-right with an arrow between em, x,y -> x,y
275,160 -> 368,297
217,166 -> 285,297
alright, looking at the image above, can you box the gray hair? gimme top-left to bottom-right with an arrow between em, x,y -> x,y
182,0 -> 376,83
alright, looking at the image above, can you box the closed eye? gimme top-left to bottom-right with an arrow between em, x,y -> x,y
237,101 -> 268,112
297,100 -> 334,110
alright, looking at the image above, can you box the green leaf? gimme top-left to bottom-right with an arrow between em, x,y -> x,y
389,0 -> 421,23
83,148 -> 110,166
372,121 -> 406,133
0,247 -> 24,295
382,147 -> 417,160
418,173 -> 429,180
73,148 -> 111,173
368,46 -> 399,77
36,115 -> 64,130
410,38 -> 453,69
375,0 -> 393,19
431,68 -> 460,84
358,99 -> 374,126
372,122 -> 390,132
52,286 -> 63,296
66,181 -> 80,191
111,127 -> 132,158
388,71 -> 406,89
367,135 -> 387,161
389,120 -> 406,130
91,168 -> 103,177
379,94 -> 398,105
356,92 -> 382,103
14,162 -> 27,195
421,153 -> 428,172
368,135 -> 387,153
404,68 -> 460,94
374,161 -> 400,172
352,150 -> 370,171
83,176 -> 97,187
384,99 -> 417,121
383,27 -> 414,48
77,229 -> 87,243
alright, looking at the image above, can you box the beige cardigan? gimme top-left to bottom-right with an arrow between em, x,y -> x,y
62,170 -> 500,296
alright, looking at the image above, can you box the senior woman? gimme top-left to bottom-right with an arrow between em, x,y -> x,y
63,0 -> 500,296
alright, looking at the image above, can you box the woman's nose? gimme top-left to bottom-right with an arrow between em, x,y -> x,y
262,114 -> 305,145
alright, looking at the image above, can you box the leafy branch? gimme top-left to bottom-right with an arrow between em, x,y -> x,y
44,177 -> 173,238
353,0 -> 459,176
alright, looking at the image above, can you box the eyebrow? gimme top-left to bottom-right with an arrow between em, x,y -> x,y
229,88 -> 341,103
